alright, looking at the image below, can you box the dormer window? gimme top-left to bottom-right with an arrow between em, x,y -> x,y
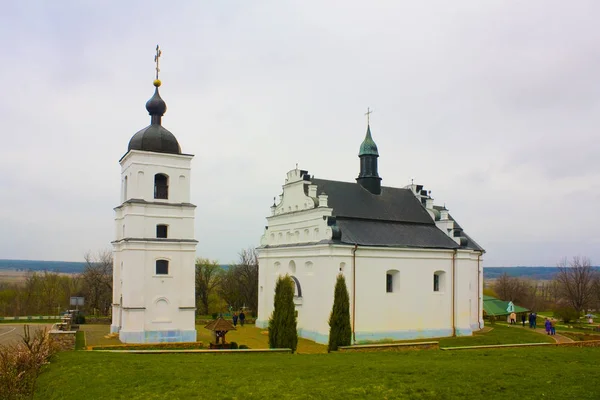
154,174 -> 169,199
157,224 -> 168,238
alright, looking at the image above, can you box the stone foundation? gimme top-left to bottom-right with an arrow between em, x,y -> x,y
48,330 -> 76,351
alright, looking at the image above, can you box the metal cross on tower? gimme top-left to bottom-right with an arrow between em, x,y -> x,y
154,45 -> 162,80
365,107 -> 373,125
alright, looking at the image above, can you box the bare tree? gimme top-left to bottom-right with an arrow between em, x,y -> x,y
195,258 -> 222,315
81,250 -> 113,315
218,248 -> 259,314
555,256 -> 595,315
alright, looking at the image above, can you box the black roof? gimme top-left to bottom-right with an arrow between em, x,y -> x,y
309,178 -> 471,250
312,179 -> 433,224
128,124 -> 181,154
336,219 -> 458,249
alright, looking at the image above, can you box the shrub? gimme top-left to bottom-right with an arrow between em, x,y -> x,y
239,344 -> 249,349
211,313 -> 218,320
74,314 -> 86,325
328,274 -> 352,352
554,307 -> 580,323
230,342 -> 238,349
0,325 -> 57,399
268,275 -> 298,353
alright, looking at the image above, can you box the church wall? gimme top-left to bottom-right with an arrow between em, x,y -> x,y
257,244 -> 483,344
353,248 -> 454,341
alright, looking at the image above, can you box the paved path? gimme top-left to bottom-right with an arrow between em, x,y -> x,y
507,323 -> 573,343
0,324 -> 52,346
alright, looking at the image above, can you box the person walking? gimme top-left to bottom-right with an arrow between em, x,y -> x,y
239,311 -> 246,327
521,313 -> 527,327
232,312 -> 238,327
550,318 -> 556,335
544,318 -> 552,335
532,312 -> 537,329
510,312 -> 516,325
528,313 -> 534,329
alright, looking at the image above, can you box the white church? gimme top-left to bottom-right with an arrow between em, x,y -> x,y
256,123 -> 485,344
110,74 -> 198,343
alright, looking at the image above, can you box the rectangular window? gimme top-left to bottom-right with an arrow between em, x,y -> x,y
156,260 -> 169,275
156,225 -> 168,238
433,274 -> 440,292
386,273 -> 393,293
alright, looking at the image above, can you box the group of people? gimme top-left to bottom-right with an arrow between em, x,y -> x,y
544,317 -> 557,335
232,311 -> 246,327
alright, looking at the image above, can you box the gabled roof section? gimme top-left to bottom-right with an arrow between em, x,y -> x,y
312,178 -> 434,224
336,219 -> 459,249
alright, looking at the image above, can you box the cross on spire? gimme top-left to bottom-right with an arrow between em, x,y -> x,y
154,45 -> 162,80
365,107 -> 373,125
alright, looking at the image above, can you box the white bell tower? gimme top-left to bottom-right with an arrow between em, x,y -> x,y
111,48 -> 197,343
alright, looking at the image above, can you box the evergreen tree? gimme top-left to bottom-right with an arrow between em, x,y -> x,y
328,273 -> 352,352
268,275 -> 298,353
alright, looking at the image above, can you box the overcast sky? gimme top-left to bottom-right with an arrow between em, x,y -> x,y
1,1 -> 599,266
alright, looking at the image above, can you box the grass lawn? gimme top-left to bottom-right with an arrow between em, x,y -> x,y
439,324 -> 554,347
35,347 -> 600,399
82,323 -> 551,352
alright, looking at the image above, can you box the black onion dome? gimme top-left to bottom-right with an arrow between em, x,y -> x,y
127,85 -> 181,155
145,88 -> 167,116
128,125 -> 181,154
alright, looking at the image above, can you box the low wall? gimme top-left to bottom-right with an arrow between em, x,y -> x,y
556,340 -> 600,348
0,316 -> 60,321
339,341 -> 439,352
48,330 -> 76,351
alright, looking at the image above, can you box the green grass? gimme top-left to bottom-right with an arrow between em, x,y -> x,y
439,324 -> 554,347
83,323 -> 551,353
74,331 -> 85,350
34,347 -> 600,399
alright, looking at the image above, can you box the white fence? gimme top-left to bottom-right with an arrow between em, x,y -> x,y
0,316 -> 60,321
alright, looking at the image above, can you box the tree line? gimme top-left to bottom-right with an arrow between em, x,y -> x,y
491,256 -> 600,318
0,248 -> 258,318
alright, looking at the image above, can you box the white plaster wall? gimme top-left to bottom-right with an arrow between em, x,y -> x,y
258,245 -> 483,343
120,150 -> 192,204
112,149 -> 197,339
115,204 -> 195,240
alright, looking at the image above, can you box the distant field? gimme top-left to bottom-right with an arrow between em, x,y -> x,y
0,269 -> 73,284
0,259 -> 86,274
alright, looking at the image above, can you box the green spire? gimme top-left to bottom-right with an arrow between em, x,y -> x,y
358,125 -> 379,157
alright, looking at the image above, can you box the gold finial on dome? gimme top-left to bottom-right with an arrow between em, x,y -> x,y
153,79 -> 162,87
154,44 -> 162,81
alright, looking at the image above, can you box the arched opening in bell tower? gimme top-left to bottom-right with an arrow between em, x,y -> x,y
154,173 -> 169,199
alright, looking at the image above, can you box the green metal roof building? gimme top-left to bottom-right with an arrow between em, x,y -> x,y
483,295 -> 529,317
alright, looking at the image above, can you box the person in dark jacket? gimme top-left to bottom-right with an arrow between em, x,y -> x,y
521,313 -> 527,327
232,312 -> 238,327
239,311 -> 246,327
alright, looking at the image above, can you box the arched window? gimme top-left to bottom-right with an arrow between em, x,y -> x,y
434,271 -> 446,292
154,174 -> 169,199
386,270 -> 400,293
156,260 -> 169,275
288,260 -> 296,274
290,275 -> 302,298
156,224 -> 168,238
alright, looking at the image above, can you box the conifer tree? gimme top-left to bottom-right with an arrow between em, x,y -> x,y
328,273 -> 352,352
268,275 -> 298,353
